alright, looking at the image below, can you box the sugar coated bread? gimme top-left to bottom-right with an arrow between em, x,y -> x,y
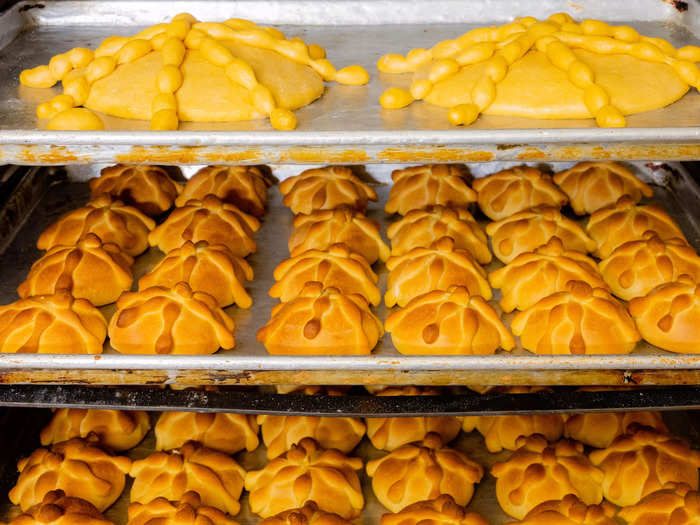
366,433 -> 483,513
586,196 -> 687,258
506,494 -> 617,525
9,436 -> 131,512
385,237 -> 491,307
366,387 -> 462,451
108,283 -> 235,355
564,411 -> 668,449
377,15 -> 696,128
9,490 -> 113,525
380,495 -> 488,525
258,282 -> 382,355
599,233 -> 700,301
270,244 -> 380,305
0,290 -> 106,354
617,482 -> 700,525
149,196 -> 259,257
472,166 -> 568,221
385,286 -> 514,355
553,162 -> 653,215
258,414 -> 365,459
37,194 -> 155,256
245,438 -> 364,519
139,241 -> 253,308
511,280 -> 640,354
486,206 -> 596,264
385,164 -> 477,215
259,501 -> 352,525
462,413 -> 566,453
19,234 -> 133,306
279,166 -> 378,215
288,208 -> 390,263
589,425 -> 700,507
126,491 -> 240,525
155,412 -> 259,454
491,436 -> 604,520
130,442 -> 245,516
629,276 -> 700,353
40,409 -> 150,451
90,165 -> 181,216
176,166 -> 270,217
489,237 -> 606,313
386,205 -> 491,264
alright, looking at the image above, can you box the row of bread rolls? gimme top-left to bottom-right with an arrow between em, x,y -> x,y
6,396 -> 700,525
0,164 -> 271,355
257,166 -> 388,355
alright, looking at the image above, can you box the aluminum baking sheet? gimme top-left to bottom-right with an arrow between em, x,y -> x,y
0,161 -> 699,387
0,409 -> 699,525
0,0 -> 698,165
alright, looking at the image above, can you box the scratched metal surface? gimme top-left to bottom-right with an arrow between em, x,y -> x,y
0,408 -> 698,524
0,161 -> 698,386
0,0 -> 697,163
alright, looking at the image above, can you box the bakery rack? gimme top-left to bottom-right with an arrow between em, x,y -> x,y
0,0 -> 698,413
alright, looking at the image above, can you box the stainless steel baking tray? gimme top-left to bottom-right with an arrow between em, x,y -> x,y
0,0 -> 698,165
0,161 -> 699,387
0,409 -> 699,525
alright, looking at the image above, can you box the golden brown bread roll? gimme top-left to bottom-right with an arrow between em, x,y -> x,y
489,237 -> 606,313
564,411 -> 668,449
385,237 -> 492,307
258,282 -> 382,355
617,482 -> 700,525
279,167 -> 378,215
9,490 -> 113,525
473,166 -> 568,221
385,164 -> 476,215
380,495 -> 488,525
288,208 -> 390,263
269,244 -> 380,305
154,412 -> 259,454
506,494 -> 617,525
259,501 -> 352,525
585,196 -> 687,258
628,275 -> 700,353
588,425 -> 700,507
553,162 -> 653,215
462,413 -> 566,453
0,290 -> 106,354
245,438 -> 364,519
599,233 -> 700,301
9,437 -> 131,512
176,165 -> 270,217
486,206 -> 596,264
40,409 -> 150,451
90,165 -> 182,216
19,234 -> 133,306
366,433 -> 483,513
148,196 -> 260,257
510,281 -> 641,355
130,442 -> 246,516
108,283 -> 235,355
138,241 -> 253,308
491,436 -> 604,520
385,286 -> 514,355
365,386 -> 461,451
386,205 -> 491,264
127,491 -> 240,525
258,414 -> 365,459
37,194 -> 155,256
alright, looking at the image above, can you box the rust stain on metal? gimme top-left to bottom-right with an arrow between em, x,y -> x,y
115,146 -> 206,164
277,148 -> 370,163
377,147 -> 494,162
517,147 -> 547,160
18,145 -> 79,163
202,147 -> 264,163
